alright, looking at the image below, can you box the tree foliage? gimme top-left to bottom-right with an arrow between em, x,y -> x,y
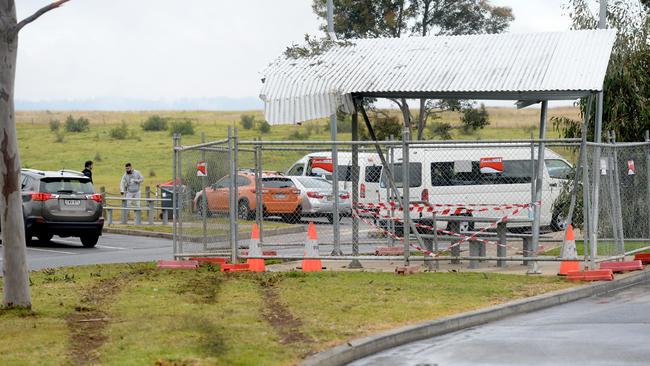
461,103 -> 490,132
310,0 -> 513,139
554,0 -> 650,142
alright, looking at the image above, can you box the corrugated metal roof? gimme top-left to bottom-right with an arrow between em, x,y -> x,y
259,29 -> 616,125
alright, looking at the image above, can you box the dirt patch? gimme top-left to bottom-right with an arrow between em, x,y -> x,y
176,271 -> 223,304
66,268 -> 150,365
261,285 -> 312,345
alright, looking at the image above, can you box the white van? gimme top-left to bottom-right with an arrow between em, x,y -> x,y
286,146 -> 572,231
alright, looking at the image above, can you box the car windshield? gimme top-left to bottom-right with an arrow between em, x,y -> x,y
41,178 -> 94,194
296,177 -> 331,189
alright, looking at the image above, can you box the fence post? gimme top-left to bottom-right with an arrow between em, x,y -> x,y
146,186 -> 153,225
646,130 -> 650,240
172,134 -> 179,259
590,93 -> 604,269
349,105 -> 362,269
201,132 -> 208,250
178,135 -> 184,256
330,114 -> 342,256
497,222 -> 507,267
388,135 -> 395,246
529,100 -> 548,275
610,131 -> 625,255
604,133 -> 618,251
228,127 -> 239,264
121,196 -> 128,224
255,138 -> 263,245
402,127 -> 410,266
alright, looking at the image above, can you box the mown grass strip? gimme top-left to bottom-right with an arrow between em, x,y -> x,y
0,264 -> 577,365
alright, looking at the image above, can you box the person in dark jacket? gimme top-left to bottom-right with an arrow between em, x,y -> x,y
82,160 -> 93,183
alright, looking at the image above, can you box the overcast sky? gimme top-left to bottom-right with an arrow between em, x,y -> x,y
16,0 -> 574,104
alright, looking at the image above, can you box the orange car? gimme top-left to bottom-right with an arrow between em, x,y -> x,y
193,173 -> 302,222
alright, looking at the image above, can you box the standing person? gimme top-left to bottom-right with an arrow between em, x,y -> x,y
120,163 -> 144,207
82,160 -> 93,183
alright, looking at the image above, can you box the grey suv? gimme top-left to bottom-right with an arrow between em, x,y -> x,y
20,169 -> 104,247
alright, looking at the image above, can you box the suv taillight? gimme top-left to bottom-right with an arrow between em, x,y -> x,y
31,192 -> 53,201
340,193 -> 350,200
360,183 -> 366,198
88,194 -> 103,203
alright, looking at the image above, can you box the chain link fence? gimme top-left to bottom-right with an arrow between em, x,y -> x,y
582,137 -> 650,260
171,128 -> 650,266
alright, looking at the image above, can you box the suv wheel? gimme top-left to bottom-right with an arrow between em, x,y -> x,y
238,199 -> 254,220
80,234 -> 99,248
551,208 -> 567,232
38,233 -> 53,243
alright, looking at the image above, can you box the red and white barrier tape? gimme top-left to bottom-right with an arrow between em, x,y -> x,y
354,200 -> 546,256
357,201 -> 541,215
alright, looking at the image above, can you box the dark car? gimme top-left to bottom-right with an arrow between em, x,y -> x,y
19,169 -> 104,247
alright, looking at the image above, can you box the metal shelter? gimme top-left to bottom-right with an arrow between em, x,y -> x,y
259,29 -> 617,271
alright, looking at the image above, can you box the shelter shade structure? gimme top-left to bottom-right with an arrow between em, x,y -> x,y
259,29 -> 617,264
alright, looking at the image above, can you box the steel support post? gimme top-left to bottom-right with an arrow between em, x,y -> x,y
349,106 -> 362,268
172,134 -> 179,259
201,132 -> 208,250
402,127 -> 411,266
529,100 -> 548,274
255,138 -> 264,246
530,131 -> 536,222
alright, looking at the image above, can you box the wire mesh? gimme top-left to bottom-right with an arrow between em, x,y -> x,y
175,141 -> 232,257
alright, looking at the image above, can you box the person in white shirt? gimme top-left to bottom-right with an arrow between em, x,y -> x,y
120,162 -> 144,207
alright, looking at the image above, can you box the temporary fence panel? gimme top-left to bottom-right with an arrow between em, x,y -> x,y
173,134 -> 234,259
584,139 -> 650,259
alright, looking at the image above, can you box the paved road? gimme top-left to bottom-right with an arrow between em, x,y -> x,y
0,234 -> 173,271
351,281 -> 650,366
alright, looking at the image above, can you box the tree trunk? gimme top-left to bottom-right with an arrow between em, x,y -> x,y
0,1 -> 31,309
417,98 -> 427,140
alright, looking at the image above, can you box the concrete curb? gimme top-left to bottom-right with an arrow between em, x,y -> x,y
301,269 -> 650,366
102,225 -> 306,241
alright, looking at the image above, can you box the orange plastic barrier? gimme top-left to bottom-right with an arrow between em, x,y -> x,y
599,260 -> 644,273
566,269 -> 614,281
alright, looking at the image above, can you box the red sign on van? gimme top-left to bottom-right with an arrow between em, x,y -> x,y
479,157 -> 503,174
310,157 -> 333,175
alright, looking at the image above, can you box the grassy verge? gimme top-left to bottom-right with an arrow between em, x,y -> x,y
0,263 -> 576,365
541,240 -> 650,256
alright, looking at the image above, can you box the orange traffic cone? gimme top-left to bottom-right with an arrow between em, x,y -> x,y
247,224 -> 265,272
302,222 -> 322,272
558,224 -> 581,276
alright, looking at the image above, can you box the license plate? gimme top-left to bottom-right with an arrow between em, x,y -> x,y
64,199 -> 81,206
274,194 -> 286,199
326,195 -> 333,201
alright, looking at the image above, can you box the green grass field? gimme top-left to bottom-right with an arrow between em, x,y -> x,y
0,263 -> 576,365
16,107 -> 579,194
